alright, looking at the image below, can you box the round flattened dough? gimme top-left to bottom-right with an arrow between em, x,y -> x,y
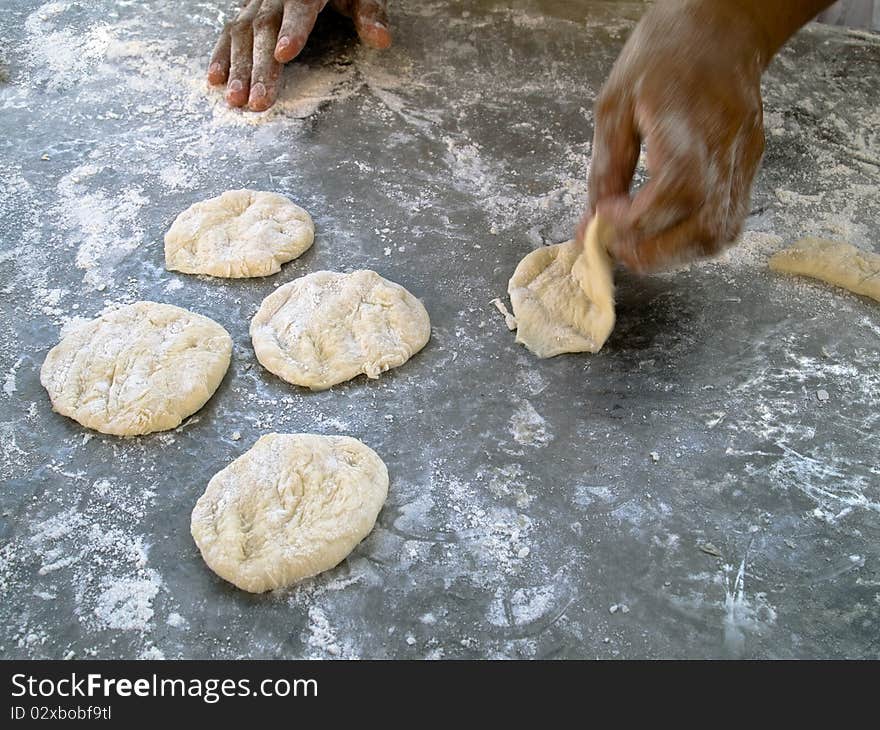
164,189 -> 314,278
250,269 -> 431,390
508,216 -> 615,358
190,433 -> 389,593
40,301 -> 232,436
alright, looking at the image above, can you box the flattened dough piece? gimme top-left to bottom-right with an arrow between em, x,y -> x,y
165,189 -> 314,278
191,433 -> 389,593
508,216 -> 615,358
250,270 -> 431,390
40,302 -> 232,436
769,237 -> 880,303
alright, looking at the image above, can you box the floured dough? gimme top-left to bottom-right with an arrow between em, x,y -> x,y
40,301 -> 232,436
769,237 -> 880,303
251,270 -> 431,390
164,189 -> 314,278
508,216 -> 615,358
191,433 -> 389,593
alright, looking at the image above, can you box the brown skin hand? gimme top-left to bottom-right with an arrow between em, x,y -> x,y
207,0 -> 391,112
584,0 -> 836,273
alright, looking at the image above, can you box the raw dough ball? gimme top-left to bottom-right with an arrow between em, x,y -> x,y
164,189 -> 314,278
508,216 -> 615,358
40,302 -> 232,436
769,237 -> 880,303
250,270 -> 431,390
191,433 -> 389,593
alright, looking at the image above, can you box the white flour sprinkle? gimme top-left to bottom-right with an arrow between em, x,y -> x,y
93,575 -> 161,632
488,584 -> 558,627
3,357 -> 23,396
509,399 -> 552,447
305,605 -> 345,658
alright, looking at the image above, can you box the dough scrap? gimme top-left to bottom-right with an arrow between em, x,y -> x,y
164,189 -> 314,278
250,270 -> 431,390
40,301 -> 232,436
507,216 -> 615,358
191,433 -> 389,593
769,237 -> 880,303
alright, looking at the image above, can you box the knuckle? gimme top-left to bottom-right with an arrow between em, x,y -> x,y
254,10 -> 279,31
230,18 -> 253,36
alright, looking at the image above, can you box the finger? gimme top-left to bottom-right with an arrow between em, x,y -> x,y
608,214 -> 716,274
250,0 -> 283,110
208,24 -> 232,85
227,2 -> 261,107
275,0 -> 327,63
353,0 -> 392,49
723,116 -> 765,241
622,109 -> 709,238
583,195 -> 628,239
587,90 -> 639,215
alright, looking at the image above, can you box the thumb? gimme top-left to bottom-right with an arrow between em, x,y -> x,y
587,91 -> 639,215
354,0 -> 392,49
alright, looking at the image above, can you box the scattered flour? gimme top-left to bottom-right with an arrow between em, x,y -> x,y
720,558 -> 778,658
3,357 -> 23,396
488,584 -> 558,627
94,575 -> 161,632
166,612 -> 188,629
305,605 -> 346,658
509,399 -> 552,447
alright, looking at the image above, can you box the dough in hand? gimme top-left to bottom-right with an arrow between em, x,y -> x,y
164,189 -> 314,278
769,237 -> 880,303
508,216 -> 615,358
191,433 -> 389,593
250,270 -> 431,390
40,301 -> 232,436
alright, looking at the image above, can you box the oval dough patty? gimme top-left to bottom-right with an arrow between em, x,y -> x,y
250,270 -> 431,390
164,189 -> 314,278
40,301 -> 232,436
508,216 -> 615,358
769,236 -> 880,303
191,433 -> 389,593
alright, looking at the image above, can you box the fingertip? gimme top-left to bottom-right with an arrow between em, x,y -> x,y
274,34 -> 307,63
225,79 -> 249,108
359,23 -> 392,49
247,82 -> 275,112
207,63 -> 227,86
274,35 -> 292,63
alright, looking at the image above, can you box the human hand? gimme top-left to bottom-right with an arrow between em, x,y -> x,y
584,1 -> 767,272
207,0 -> 392,112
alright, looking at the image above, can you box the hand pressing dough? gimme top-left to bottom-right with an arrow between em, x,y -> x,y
251,270 -> 431,390
769,237 -> 880,303
40,302 -> 232,436
508,216 -> 615,358
165,189 -> 314,278
191,433 -> 389,593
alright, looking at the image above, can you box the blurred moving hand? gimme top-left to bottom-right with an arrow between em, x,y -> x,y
586,0 -> 835,272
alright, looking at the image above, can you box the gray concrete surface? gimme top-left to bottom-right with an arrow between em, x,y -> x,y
0,0 -> 878,659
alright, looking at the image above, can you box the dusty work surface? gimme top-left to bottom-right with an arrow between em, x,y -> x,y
1,0 -> 879,659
